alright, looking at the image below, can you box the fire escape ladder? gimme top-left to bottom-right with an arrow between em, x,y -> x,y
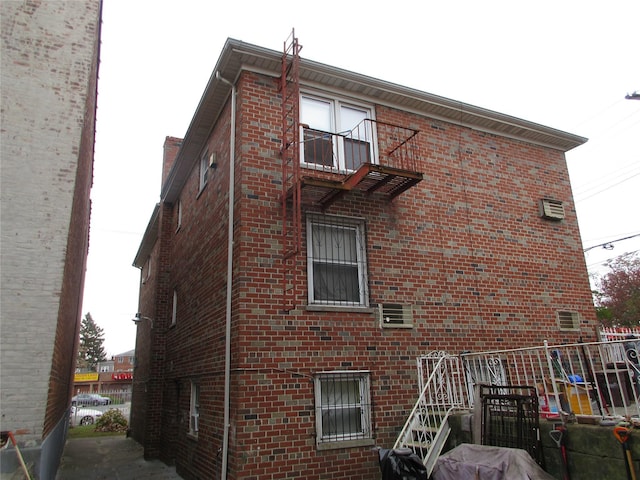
280,30 -> 302,312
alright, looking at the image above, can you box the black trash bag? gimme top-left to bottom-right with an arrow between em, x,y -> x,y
378,447 -> 428,480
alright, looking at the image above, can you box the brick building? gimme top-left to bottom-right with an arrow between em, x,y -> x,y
131,35 -> 595,479
0,1 -> 102,478
73,350 -> 135,398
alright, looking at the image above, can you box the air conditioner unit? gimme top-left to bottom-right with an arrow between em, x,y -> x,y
378,303 -> 413,328
540,198 -> 565,220
557,311 -> 579,330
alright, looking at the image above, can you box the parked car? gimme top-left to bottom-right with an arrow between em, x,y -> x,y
69,406 -> 102,426
71,393 -> 111,406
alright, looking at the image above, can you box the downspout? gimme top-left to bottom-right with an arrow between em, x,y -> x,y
215,71 -> 235,480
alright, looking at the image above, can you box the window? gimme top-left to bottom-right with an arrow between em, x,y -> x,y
143,256 -> 151,284
189,381 -> 200,437
176,200 -> 182,231
300,94 -> 374,172
307,215 -> 368,307
200,150 -> 210,190
314,371 -> 371,445
171,289 -> 178,326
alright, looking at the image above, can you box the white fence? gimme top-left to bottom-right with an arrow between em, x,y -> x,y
455,339 -> 640,419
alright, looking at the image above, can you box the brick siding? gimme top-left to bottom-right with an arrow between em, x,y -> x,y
134,68 -> 596,479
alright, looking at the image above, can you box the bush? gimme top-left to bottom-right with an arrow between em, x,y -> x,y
95,409 -> 128,433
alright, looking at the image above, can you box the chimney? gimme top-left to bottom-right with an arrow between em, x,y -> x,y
162,136 -> 183,187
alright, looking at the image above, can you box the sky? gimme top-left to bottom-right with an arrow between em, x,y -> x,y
84,0 -> 639,356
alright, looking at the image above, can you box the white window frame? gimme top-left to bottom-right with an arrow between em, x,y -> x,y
199,149 -> 210,191
143,256 -> 151,284
306,215 -> 369,307
189,381 -> 200,437
176,199 -> 182,232
314,371 -> 371,445
300,93 -> 376,173
171,289 -> 178,326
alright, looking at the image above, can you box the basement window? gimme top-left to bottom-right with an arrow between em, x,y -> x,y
557,310 -> 580,331
314,371 -> 373,448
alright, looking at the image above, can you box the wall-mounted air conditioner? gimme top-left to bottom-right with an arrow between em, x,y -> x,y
377,303 -> 414,329
540,198 -> 565,220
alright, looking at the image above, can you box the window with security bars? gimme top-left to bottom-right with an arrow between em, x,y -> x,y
314,372 -> 371,444
306,215 -> 368,306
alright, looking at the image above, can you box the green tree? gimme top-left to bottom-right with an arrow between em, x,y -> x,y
77,312 -> 107,372
595,252 -> 640,327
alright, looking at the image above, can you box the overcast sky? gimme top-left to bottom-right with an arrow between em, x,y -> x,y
84,0 -> 639,356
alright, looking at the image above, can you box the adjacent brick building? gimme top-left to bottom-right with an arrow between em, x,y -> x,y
0,1 -> 102,478
131,35 -> 595,479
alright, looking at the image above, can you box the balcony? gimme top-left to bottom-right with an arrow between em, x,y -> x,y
292,119 -> 423,209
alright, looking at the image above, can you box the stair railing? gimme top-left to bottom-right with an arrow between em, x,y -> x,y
393,352 -> 471,476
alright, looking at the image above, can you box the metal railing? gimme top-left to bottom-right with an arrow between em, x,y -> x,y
69,390 -> 132,427
300,119 -> 420,175
394,352 -> 470,476
458,339 -> 640,419
396,338 -> 640,473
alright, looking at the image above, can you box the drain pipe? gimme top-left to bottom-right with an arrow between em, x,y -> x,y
215,71 -> 235,480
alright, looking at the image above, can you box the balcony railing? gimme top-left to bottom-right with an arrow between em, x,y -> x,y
293,119 -> 422,208
300,118 -> 420,175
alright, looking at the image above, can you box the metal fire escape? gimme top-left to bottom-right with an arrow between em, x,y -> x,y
279,30 -> 424,312
280,30 -> 302,313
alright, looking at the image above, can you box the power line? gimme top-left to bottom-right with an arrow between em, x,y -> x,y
586,249 -> 640,271
583,233 -> 640,252
575,171 -> 640,203
573,160 -> 640,196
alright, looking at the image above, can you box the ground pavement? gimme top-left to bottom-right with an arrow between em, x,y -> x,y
56,436 -> 182,480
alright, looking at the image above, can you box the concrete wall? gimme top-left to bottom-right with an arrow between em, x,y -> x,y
447,414 -> 640,480
0,1 -> 101,477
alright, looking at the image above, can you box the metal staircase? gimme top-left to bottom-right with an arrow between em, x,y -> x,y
394,352 -> 471,477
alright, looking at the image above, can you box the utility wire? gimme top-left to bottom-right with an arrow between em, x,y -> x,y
573,162 -> 640,198
583,233 -> 640,252
575,171 -> 640,203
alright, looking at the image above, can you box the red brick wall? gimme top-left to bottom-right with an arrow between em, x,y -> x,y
130,241 -> 156,447
144,70 -> 596,479
162,136 -> 183,186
